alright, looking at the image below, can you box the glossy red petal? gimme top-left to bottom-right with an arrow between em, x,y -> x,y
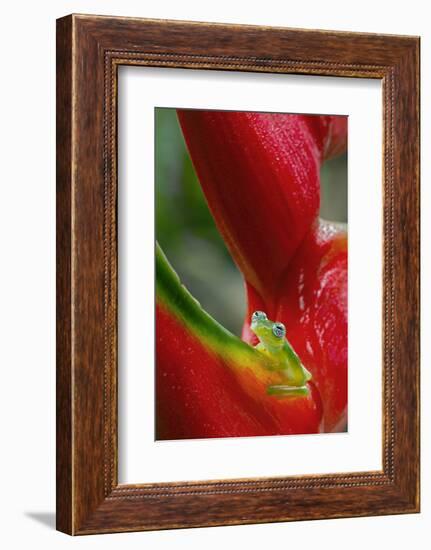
156,303 -> 269,439
272,225 -> 348,431
177,110 -> 326,303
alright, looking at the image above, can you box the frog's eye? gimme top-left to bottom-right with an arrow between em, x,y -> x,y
272,322 -> 286,339
252,311 -> 267,321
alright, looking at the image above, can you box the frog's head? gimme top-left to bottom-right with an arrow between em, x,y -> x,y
250,311 -> 286,353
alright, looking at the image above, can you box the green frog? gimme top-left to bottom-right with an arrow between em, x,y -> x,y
250,311 -> 312,397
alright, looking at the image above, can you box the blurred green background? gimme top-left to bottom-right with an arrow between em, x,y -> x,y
155,108 -> 347,336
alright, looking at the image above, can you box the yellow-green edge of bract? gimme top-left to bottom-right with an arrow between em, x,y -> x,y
155,241 -> 275,375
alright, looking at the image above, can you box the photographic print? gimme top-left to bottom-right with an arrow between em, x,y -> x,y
155,108 -> 348,440
56,15 -> 419,533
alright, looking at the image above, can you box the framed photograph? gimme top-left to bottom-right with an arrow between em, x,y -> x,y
56,14 -> 420,534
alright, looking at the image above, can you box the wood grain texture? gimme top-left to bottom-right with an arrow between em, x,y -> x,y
56,14 -> 420,535
56,16 -> 73,534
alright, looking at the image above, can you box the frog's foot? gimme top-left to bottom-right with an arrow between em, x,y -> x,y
267,384 -> 309,398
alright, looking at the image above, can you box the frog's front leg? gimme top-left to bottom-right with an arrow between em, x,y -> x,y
267,384 -> 309,398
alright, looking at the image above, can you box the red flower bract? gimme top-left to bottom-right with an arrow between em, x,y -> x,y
156,110 -> 347,438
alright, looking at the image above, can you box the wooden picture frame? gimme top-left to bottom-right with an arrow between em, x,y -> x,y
56,14 -> 420,535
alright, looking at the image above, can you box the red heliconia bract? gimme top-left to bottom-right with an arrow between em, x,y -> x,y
156,110 -> 348,439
